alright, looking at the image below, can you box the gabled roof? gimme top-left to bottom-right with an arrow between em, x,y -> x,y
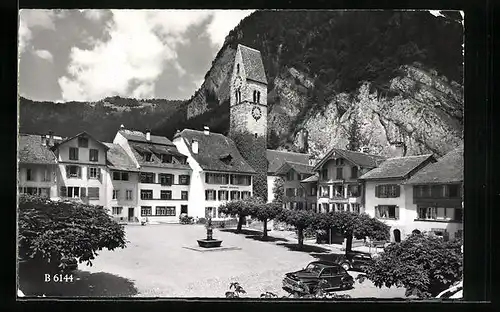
104,143 -> 140,172
18,134 -> 57,164
301,174 -> 319,183
128,141 -> 190,170
52,131 -> 109,151
275,161 -> 314,176
267,149 -> 310,175
178,129 -> 256,174
119,129 -> 174,146
406,145 -> 463,184
312,148 -> 386,171
238,44 -> 267,85
358,154 -> 435,180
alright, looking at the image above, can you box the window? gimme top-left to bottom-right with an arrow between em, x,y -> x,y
141,206 -> 152,216
88,167 -> 98,179
26,169 -> 33,181
89,149 -> 99,162
320,186 -> 330,197
297,188 -> 304,197
351,203 -> 361,214
257,91 -> 261,104
126,190 -> 133,200
230,191 -> 241,200
336,167 -> 343,179
311,203 -> 317,212
177,156 -> 187,165
446,184 -> 460,198
348,184 -> 360,197
205,190 -> 216,201
42,169 -> 51,182
335,158 -> 345,166
159,174 -> 173,186
351,166 -> 358,178
69,147 -> 79,160
431,185 -> 442,198
417,206 -> 462,222
144,153 -> 152,162
236,63 -> 240,74
310,187 -> 317,196
297,202 -> 304,210
206,173 -> 230,184
67,186 -> 82,198
166,207 -> 176,216
113,190 -> 119,200
140,189 -> 153,200
181,205 -> 188,214
112,171 -> 129,181
218,190 -> 229,201
230,174 -> 251,185
286,171 -> 295,181
181,191 -> 188,200
253,90 -> 257,103
156,206 -> 167,216
376,184 -> 400,198
321,168 -> 328,180
241,191 -> 251,199
376,205 -> 398,219
78,137 -> 89,147
285,188 -> 295,197
161,154 -> 172,163
66,165 -> 81,178
112,207 -> 123,215
333,185 -> 343,197
322,203 -> 330,213
88,187 -> 99,199
140,172 -> 155,183
179,175 -> 190,185
205,207 -> 217,219
160,190 -> 172,200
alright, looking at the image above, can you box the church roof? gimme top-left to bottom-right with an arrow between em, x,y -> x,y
238,44 -> 267,85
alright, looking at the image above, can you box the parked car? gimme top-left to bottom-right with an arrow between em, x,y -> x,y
436,281 -> 463,299
282,261 -> 354,295
316,251 -> 373,272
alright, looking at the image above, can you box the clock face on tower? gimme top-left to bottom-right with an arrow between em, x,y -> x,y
234,76 -> 242,89
252,106 -> 262,121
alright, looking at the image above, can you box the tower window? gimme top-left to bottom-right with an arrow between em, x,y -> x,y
254,133 -> 258,138
257,91 -> 261,103
237,64 -> 240,74
253,90 -> 256,103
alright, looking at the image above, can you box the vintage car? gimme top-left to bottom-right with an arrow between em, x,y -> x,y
315,251 -> 374,272
282,261 -> 354,295
435,281 -> 463,299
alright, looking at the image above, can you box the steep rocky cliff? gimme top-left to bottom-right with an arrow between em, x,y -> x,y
177,10 -> 463,159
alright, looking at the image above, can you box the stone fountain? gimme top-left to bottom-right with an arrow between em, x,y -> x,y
197,217 -> 223,248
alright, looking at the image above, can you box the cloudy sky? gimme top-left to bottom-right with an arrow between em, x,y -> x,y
18,9 -> 255,102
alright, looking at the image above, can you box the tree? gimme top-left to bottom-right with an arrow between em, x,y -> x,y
250,202 -> 284,238
18,195 -> 127,268
313,211 -> 390,253
358,233 -> 463,298
272,177 -> 284,204
218,197 -> 263,233
346,113 -> 362,152
277,209 -> 317,249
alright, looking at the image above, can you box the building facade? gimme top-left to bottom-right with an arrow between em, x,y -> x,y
113,128 -> 191,223
173,127 -> 255,220
312,148 -> 386,214
274,161 -> 316,210
359,154 -> 437,242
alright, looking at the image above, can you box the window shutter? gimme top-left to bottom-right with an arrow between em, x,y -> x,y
205,190 -> 208,200
395,185 -> 401,197
77,167 -> 82,178
395,206 -> 400,219
98,168 -> 102,183
66,166 -> 70,178
86,166 -> 90,180
81,187 -> 87,197
375,206 -> 379,218
375,185 -> 379,198
60,186 -> 67,197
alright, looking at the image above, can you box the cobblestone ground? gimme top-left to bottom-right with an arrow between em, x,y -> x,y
78,224 -> 407,298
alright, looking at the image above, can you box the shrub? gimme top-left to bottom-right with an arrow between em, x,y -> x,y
196,217 -> 206,225
179,214 -> 194,225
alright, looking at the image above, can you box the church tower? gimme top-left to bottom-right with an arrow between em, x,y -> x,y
228,44 -> 268,201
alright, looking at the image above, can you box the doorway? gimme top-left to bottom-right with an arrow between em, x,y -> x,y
128,207 -> 135,222
393,229 -> 401,243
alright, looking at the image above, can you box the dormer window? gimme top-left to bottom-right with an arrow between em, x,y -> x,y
161,154 -> 172,163
220,154 -> 233,165
144,153 -> 152,162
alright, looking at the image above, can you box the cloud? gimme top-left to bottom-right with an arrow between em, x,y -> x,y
18,9 -> 63,53
33,49 -> 54,62
207,10 -> 255,47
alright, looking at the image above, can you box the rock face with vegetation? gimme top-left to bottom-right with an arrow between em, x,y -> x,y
19,10 -> 463,159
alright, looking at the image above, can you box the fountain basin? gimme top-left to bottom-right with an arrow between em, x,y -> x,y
197,239 -> 223,248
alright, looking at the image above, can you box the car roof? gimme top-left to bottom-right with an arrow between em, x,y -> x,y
309,260 -> 342,268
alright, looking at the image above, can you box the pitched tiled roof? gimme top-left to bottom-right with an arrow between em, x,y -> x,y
267,149 -> 310,174
275,161 -> 314,176
359,154 -> 435,180
128,141 -> 190,170
119,129 -> 174,146
179,129 -> 256,174
406,146 -> 463,184
104,143 -> 139,172
18,134 -> 57,164
313,148 -> 386,171
52,131 -> 109,151
301,174 -> 319,183
239,44 -> 267,84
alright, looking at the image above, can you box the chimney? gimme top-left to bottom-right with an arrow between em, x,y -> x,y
48,130 -> 54,147
120,124 -> 125,130
173,129 -> 181,140
192,139 -> 199,154
145,129 -> 151,141
41,135 -> 46,146
203,126 -> 210,136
